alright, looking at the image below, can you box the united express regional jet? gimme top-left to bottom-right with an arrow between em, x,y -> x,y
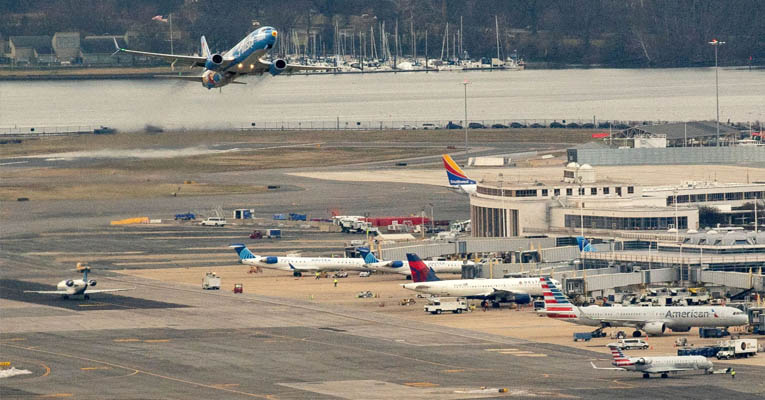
114,26 -> 333,89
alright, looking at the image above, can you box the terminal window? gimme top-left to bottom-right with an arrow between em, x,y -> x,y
603,187 -> 609,195
542,189 -> 549,196
564,215 -> 687,230
554,188 -> 560,196
515,189 -> 538,197
591,188 -> 598,195
627,186 -> 634,194
566,188 -> 573,196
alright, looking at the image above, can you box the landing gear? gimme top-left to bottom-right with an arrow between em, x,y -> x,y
660,373 -> 668,379
491,302 -> 500,308
632,330 -> 642,338
642,373 -> 650,379
83,294 -> 90,300
293,271 -> 302,277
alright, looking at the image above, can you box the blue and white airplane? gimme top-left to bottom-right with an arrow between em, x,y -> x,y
114,26 -> 333,89
230,244 -> 373,277
357,247 -> 469,278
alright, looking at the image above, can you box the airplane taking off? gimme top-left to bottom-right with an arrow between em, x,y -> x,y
114,26 -> 334,89
24,264 -> 133,300
591,345 -> 714,379
357,248 -> 468,278
401,253 -> 551,305
230,244 -> 372,276
539,277 -> 749,337
442,154 -> 476,195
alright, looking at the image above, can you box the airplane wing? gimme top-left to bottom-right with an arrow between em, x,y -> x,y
24,290 -> 69,295
590,362 -> 626,371
113,38 -> 214,67
254,58 -> 336,74
85,288 -> 134,294
485,289 -> 527,301
288,263 -> 319,272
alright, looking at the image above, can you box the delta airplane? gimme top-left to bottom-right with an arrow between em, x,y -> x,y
442,154 -> 476,195
401,253 -> 552,305
358,248 -> 468,278
230,244 -> 372,276
24,264 -> 133,300
114,26 -> 333,89
591,345 -> 714,379
539,277 -> 749,337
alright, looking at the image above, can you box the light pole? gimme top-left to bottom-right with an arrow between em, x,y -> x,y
673,188 -> 679,242
709,39 -> 725,147
428,202 -> 434,233
462,80 -> 470,161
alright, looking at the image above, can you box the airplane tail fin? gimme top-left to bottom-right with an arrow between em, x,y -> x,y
357,247 -> 379,264
77,262 -> 90,281
201,35 -> 211,58
229,243 -> 257,261
442,154 -> 476,186
406,253 -> 440,282
540,276 -> 581,319
608,345 -> 634,366
576,236 -> 596,252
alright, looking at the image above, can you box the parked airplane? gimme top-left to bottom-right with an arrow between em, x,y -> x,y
230,244 -> 373,276
114,26 -> 334,89
539,277 -> 749,337
591,345 -> 714,379
401,253 -> 551,305
24,264 -> 133,300
357,248 -> 468,278
442,154 -> 476,195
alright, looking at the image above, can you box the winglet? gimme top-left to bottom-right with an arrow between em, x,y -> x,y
201,35 -> 211,58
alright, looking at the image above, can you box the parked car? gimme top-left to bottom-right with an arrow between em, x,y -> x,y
445,121 -> 463,129
598,122 -> 613,129
491,123 -> 508,129
581,123 -> 595,129
510,122 -> 527,128
549,121 -> 565,128
400,124 -> 417,130
359,271 -> 371,277
566,122 -> 580,129
199,217 -> 227,226
468,122 -> 486,129
529,122 -> 545,128
421,123 -> 440,130
608,338 -> 649,350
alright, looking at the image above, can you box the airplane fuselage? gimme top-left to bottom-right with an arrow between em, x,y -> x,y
242,256 -> 369,272
369,260 -> 465,275
574,305 -> 749,331
621,355 -> 713,374
201,26 -> 277,88
402,277 -> 551,299
55,279 -> 95,295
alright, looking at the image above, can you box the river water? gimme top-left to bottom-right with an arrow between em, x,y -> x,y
0,68 -> 763,131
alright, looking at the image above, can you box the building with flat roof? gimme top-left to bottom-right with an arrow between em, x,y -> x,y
469,164 -> 764,238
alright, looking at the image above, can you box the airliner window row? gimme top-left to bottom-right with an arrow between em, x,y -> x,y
667,190 -> 764,205
477,186 -> 635,198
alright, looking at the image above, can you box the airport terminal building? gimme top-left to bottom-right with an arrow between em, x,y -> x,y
470,163 -> 765,238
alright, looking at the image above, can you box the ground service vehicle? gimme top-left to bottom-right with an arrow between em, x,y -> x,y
424,297 -> 468,314
716,339 -> 758,359
200,217 -> 227,226
608,338 -> 650,350
203,272 -> 221,290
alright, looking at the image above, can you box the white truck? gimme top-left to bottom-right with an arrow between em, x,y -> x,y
716,339 -> 758,359
203,272 -> 221,290
424,297 -> 468,314
200,217 -> 227,226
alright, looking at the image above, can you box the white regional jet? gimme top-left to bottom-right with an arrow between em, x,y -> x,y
539,277 -> 749,337
114,26 -> 333,89
230,244 -> 371,277
358,248 -> 469,277
24,264 -> 133,300
591,345 -> 714,379
401,253 -> 552,305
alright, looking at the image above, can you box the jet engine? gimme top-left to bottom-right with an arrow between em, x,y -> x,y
88,280 -> 97,287
204,54 -> 224,70
511,293 -> 532,304
264,256 -> 278,264
389,261 -> 404,268
643,322 -> 666,336
269,59 -> 287,76
65,280 -> 74,287
636,357 -> 651,365
201,70 -> 224,88
671,326 -> 691,333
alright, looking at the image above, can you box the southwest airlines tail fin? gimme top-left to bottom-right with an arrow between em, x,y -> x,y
442,154 -> 476,186
540,277 -> 581,319
201,35 -> 211,58
406,253 -> 440,282
229,243 -> 257,261
576,236 -> 596,252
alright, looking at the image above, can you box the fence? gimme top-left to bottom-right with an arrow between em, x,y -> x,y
571,147 -> 765,166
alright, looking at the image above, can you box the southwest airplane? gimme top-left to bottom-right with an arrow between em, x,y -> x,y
401,253 -> 552,305
114,26 -> 333,89
539,277 -> 749,337
591,345 -> 714,379
24,264 -> 133,300
230,244 -> 372,276
442,154 -> 476,194
357,248 -> 469,278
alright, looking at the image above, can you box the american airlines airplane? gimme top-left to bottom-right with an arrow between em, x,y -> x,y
401,253 -> 552,305
539,277 -> 749,337
114,26 -> 333,89
24,264 -> 133,300
442,154 -> 476,195
591,345 -> 714,379
358,248 -> 468,277
230,244 -> 372,277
